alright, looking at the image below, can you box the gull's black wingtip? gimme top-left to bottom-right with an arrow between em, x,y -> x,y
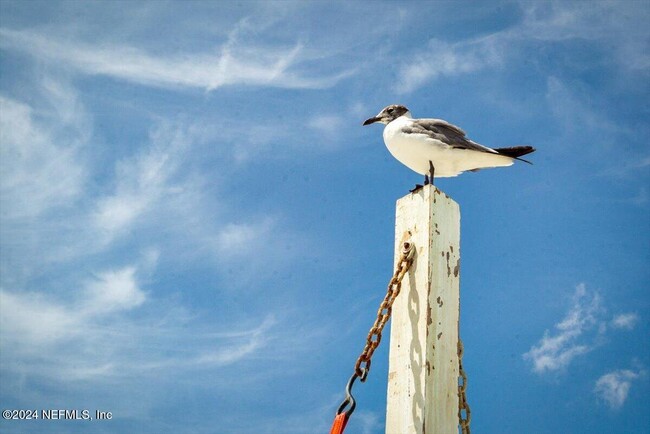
494,146 -> 536,164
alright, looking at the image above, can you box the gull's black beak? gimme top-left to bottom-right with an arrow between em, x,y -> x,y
363,116 -> 380,126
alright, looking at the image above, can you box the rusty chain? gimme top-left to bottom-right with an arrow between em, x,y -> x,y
353,240 -> 415,380
340,236 -> 472,434
458,339 -> 471,434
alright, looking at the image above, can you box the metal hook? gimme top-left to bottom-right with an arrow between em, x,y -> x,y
335,368 -> 368,418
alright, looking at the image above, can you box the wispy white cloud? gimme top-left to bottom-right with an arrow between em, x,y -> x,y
395,36 -> 504,94
215,218 -> 276,256
0,263 -> 150,352
523,284 -> 639,374
0,94 -> 212,283
0,86 -> 88,219
395,1 -> 650,93
523,284 -> 603,373
0,260 -> 276,382
192,315 -> 276,367
0,79 -> 305,289
0,78 -> 99,287
86,119 -> 310,287
82,267 -> 146,314
594,367 -> 647,410
611,313 -> 640,330
0,289 -> 82,346
518,2 -> 650,72
92,122 -> 194,244
0,26 -> 353,91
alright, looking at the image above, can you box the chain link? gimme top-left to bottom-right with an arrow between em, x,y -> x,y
354,241 -> 415,380
458,339 -> 471,434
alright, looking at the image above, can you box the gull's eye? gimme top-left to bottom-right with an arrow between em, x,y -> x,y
387,107 -> 394,114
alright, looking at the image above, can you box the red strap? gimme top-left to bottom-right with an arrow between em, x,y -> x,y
329,412 -> 349,434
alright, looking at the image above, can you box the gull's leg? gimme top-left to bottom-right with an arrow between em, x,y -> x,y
428,161 -> 435,185
424,174 -> 430,185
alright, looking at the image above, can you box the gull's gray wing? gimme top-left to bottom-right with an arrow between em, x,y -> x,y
403,119 -> 498,154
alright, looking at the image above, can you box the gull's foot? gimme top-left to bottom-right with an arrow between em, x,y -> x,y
409,184 -> 424,193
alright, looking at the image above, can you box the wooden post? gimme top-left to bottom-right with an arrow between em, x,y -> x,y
386,184 -> 461,434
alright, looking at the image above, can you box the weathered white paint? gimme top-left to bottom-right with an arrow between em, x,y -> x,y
386,184 -> 460,434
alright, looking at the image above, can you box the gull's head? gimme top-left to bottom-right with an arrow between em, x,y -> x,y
363,104 -> 411,126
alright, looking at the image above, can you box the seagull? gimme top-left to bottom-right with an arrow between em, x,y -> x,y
363,104 -> 535,191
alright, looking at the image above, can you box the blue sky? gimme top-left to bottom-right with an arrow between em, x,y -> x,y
0,1 -> 648,433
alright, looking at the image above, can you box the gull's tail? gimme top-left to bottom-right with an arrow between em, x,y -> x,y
494,146 -> 536,164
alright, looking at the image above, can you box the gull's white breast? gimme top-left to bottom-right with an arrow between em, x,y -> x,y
382,116 -> 514,177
